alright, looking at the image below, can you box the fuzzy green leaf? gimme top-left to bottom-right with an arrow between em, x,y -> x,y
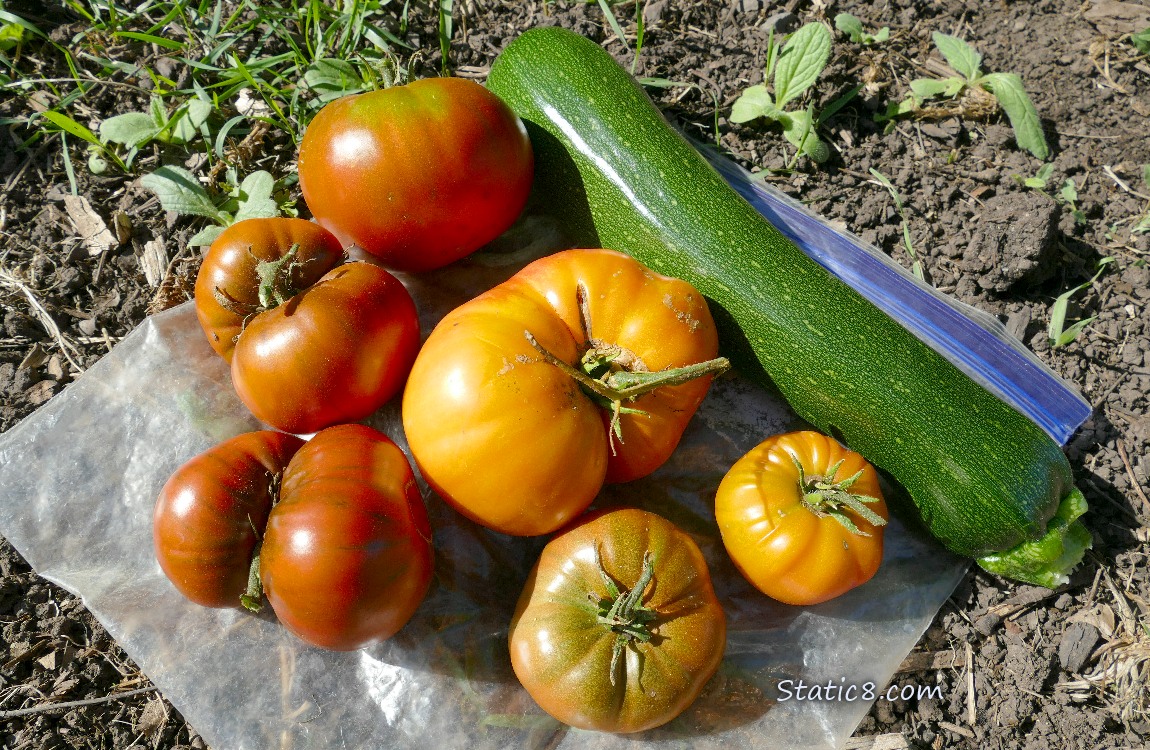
1059,179 -> 1078,205
834,13 -> 864,41
774,22 -> 831,108
140,165 -> 227,222
730,84 -> 783,123
782,108 -> 830,163
932,32 -> 982,79
99,112 -> 160,147
0,19 -> 23,51
303,58 -> 368,103
1131,27 -> 1150,56
232,170 -> 279,223
189,225 -> 226,247
909,77 -> 955,100
980,72 -> 1049,160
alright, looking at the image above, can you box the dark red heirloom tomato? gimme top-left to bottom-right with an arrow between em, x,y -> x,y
259,424 -> 434,651
229,261 -> 420,434
192,217 -> 421,435
297,77 -> 533,272
194,218 -> 343,362
153,431 -> 304,608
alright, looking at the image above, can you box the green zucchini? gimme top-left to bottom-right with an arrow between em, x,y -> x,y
487,26 -> 1089,587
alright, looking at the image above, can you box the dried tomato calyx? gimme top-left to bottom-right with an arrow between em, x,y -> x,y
239,470 -> 284,613
590,549 -> 658,686
791,453 -> 887,536
212,243 -> 308,320
255,243 -> 305,309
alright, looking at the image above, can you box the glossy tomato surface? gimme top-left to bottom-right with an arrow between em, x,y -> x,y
509,508 -> 726,733
230,261 -> 420,435
297,77 -> 533,272
715,431 -> 889,605
260,424 -> 434,651
402,249 -> 721,536
153,431 -> 304,608
194,218 -> 343,362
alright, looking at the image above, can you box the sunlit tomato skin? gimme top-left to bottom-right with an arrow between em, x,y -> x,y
297,78 -> 533,272
511,249 -> 721,484
715,431 -> 889,606
230,261 -> 420,435
402,249 -> 721,536
509,508 -> 726,733
194,218 -> 344,362
153,431 -> 304,608
260,424 -> 433,651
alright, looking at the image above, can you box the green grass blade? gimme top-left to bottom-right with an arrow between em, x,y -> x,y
116,31 -> 185,50
40,110 -> 102,146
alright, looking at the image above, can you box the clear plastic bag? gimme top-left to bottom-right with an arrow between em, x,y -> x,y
0,152 -> 1087,750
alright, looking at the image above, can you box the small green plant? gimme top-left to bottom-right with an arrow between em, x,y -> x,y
596,0 -> 646,73
868,168 -> 925,281
1016,164 -> 1087,225
730,22 -> 834,164
139,165 -> 289,246
1047,256 -> 1115,348
834,13 -> 889,45
1131,26 -> 1150,56
93,95 -> 213,173
890,32 -> 1049,160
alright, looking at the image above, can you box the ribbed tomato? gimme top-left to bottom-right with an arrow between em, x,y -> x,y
153,431 -> 304,608
297,77 -> 533,272
193,218 -> 421,435
259,424 -> 434,651
509,508 -> 726,733
194,218 -> 343,362
402,248 -> 727,536
715,431 -> 889,605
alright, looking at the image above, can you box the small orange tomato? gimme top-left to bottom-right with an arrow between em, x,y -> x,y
715,431 -> 888,605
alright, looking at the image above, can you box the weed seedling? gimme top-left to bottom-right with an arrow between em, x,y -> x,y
1015,164 -> 1087,225
834,13 -> 889,46
888,32 -> 1049,160
139,165 -> 287,246
596,0 -> 646,73
1131,26 -> 1150,56
1047,256 -> 1115,348
730,22 -> 836,164
868,168 -> 925,281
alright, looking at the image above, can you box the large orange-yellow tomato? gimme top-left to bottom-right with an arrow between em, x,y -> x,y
716,431 -> 889,605
297,77 -> 533,272
401,249 -> 724,536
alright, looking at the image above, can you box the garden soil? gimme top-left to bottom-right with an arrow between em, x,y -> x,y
1,1 -> 1148,749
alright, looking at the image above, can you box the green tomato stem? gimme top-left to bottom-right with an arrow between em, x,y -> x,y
591,550 -> 658,686
240,540 -> 263,613
791,452 -> 887,536
523,330 -> 728,446
255,242 -> 302,309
